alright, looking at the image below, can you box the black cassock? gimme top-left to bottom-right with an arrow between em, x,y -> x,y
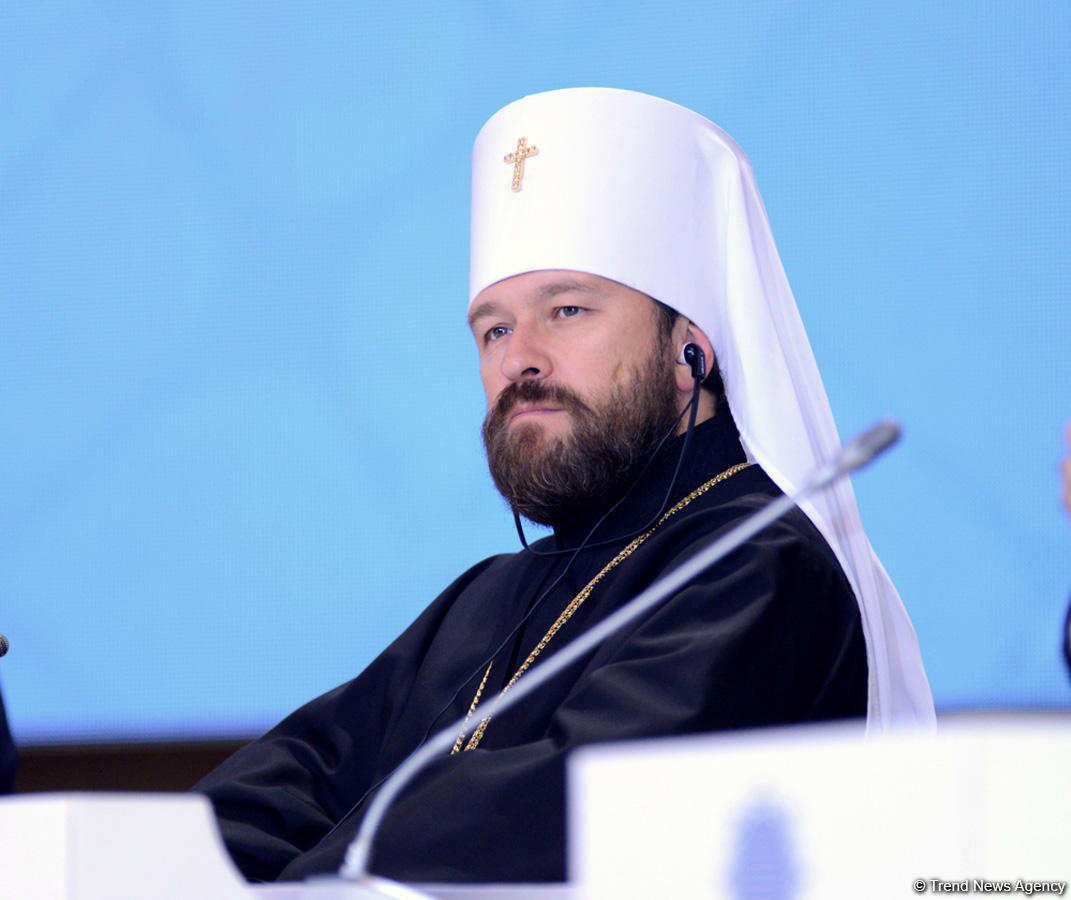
195,411 -> 866,883
0,683 -> 14,794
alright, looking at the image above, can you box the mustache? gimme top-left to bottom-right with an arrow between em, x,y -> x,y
489,380 -> 592,421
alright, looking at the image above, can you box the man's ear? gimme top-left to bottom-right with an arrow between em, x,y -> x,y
671,318 -> 716,395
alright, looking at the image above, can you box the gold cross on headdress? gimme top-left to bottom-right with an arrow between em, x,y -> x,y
504,137 -> 538,192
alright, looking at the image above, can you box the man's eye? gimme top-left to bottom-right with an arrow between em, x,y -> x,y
556,306 -> 582,319
485,325 -> 511,342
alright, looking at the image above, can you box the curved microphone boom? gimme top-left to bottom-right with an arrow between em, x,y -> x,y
333,418 -> 901,893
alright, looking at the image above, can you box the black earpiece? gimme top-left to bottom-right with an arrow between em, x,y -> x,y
678,343 -> 706,381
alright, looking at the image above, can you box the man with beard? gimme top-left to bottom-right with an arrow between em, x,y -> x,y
195,89 -> 933,885
479,275 -> 686,527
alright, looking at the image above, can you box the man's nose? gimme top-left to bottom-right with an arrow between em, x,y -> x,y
500,325 -> 552,382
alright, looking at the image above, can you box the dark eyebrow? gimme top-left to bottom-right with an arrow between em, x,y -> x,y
467,301 -> 500,329
537,279 -> 595,300
467,280 -> 597,329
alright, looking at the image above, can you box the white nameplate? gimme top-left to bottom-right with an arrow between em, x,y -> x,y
569,715 -> 1071,899
0,792 -> 251,899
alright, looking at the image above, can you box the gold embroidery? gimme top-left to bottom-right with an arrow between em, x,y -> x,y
453,462 -> 751,753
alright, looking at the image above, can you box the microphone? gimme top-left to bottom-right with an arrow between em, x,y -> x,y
332,418 -> 901,893
0,634 -> 8,658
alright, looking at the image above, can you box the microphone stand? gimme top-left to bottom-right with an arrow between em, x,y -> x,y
306,419 -> 901,898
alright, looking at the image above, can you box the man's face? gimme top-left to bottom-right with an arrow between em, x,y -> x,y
469,270 -> 679,525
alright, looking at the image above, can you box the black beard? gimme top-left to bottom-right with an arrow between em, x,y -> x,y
481,353 -> 680,527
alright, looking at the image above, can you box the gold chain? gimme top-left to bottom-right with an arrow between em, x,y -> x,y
451,461 -> 751,754
450,660 -> 495,754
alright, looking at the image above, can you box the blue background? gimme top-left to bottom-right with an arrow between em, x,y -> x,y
1,1 -> 1068,743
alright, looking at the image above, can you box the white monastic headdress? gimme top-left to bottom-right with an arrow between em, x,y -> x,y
469,88 -> 934,730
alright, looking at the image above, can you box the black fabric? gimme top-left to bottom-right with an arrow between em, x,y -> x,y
1063,590 -> 1071,681
195,411 -> 866,883
0,682 -> 16,794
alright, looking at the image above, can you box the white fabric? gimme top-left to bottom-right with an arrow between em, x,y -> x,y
469,87 -> 933,730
